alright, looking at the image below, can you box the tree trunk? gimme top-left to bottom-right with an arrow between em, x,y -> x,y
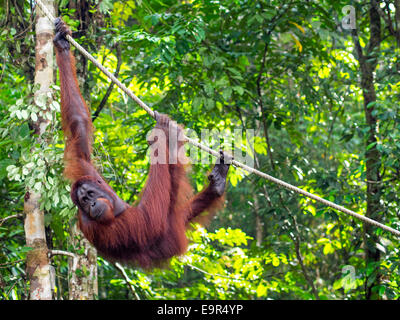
68,225 -> 98,300
394,0 -> 400,46
353,1 -> 382,300
24,0 -> 55,300
362,3 -> 381,301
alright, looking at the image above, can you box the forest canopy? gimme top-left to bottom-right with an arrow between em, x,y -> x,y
1,0 -> 400,301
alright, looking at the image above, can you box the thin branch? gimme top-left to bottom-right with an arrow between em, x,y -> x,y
274,188 -> 320,300
114,262 -> 140,300
49,249 -> 77,260
49,250 -> 80,279
0,54 -> 8,83
395,0 -> 400,38
238,87 -> 318,298
351,28 -> 366,68
238,96 -> 318,297
6,279 -> 18,297
252,27 -> 318,295
372,0 -> 396,38
12,0 -> 27,29
0,259 -> 24,268
323,97 -> 343,160
0,214 -> 23,226
256,39 -> 276,170
255,4 -> 292,170
290,213 -> 320,300
256,1 -> 291,93
92,44 -> 122,122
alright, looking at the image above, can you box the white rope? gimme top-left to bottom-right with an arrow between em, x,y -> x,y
33,0 -> 400,237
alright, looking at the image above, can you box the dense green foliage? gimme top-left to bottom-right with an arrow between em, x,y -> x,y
1,0 -> 400,300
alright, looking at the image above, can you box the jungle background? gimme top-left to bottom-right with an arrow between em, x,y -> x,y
1,0 -> 400,300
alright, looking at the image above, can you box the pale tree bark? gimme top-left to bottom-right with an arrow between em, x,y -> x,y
24,0 -> 55,300
254,197 -> 263,247
68,224 -> 98,300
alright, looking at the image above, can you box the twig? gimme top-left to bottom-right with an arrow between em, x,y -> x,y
114,262 -> 140,300
49,249 -> 77,260
92,44 -> 123,122
0,214 -> 23,226
289,213 -> 320,300
351,28 -> 366,67
49,250 -> 79,275
372,0 -> 399,46
6,279 -> 18,297
0,259 -> 24,268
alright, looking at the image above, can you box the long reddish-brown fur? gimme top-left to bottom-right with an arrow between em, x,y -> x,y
54,21 -> 225,268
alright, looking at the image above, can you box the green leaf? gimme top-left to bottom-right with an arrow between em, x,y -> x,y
333,278 -> 343,290
256,284 -> 267,297
233,86 -> 244,96
323,243 -> 334,255
192,96 -> 203,112
21,110 -> 28,120
34,182 -> 42,192
61,194 -> 69,205
222,87 -> 232,100
366,142 -> 377,151
272,256 -> 280,267
99,0 -> 113,14
0,159 -> 14,179
205,98 -> 214,110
